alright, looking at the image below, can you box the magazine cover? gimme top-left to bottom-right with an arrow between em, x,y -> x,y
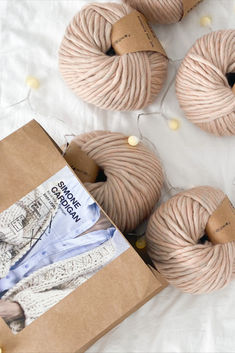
0,166 -> 129,334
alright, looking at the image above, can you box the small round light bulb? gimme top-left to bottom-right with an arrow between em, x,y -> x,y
128,136 -> 140,146
26,76 -> 40,89
168,119 -> 180,131
135,237 -> 146,250
200,16 -> 212,27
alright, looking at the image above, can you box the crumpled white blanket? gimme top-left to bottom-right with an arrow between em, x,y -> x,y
0,0 -> 235,352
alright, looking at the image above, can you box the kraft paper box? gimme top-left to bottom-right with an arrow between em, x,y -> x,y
0,120 -> 167,353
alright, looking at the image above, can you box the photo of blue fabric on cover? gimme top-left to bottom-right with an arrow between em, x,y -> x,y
0,166 -> 129,333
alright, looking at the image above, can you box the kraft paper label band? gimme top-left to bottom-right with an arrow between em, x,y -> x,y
63,141 -> 99,183
206,196 -> 235,245
111,11 -> 166,57
182,0 -> 202,18
232,84 -> 235,95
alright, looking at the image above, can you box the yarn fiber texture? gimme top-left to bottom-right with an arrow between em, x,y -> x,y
123,0 -> 183,24
72,131 -> 164,233
59,2 -> 168,111
176,30 -> 235,136
146,186 -> 235,294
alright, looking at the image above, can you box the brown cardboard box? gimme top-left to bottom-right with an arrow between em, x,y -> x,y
0,120 -> 167,353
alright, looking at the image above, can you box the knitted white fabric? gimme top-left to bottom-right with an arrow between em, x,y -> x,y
2,239 -> 116,333
0,184 -> 60,277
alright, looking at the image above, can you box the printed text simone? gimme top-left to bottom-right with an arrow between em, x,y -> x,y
51,181 -> 81,222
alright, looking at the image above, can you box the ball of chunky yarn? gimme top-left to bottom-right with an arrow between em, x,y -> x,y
176,30 -> 235,136
146,186 -> 235,294
123,0 -> 183,24
59,2 -> 168,111
72,131 -> 164,233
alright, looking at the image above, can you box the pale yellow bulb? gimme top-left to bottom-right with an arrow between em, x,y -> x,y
128,136 -> 140,146
168,119 -> 180,131
200,16 -> 212,27
0,347 -> 2,353
136,237 -> 146,250
26,76 -> 40,89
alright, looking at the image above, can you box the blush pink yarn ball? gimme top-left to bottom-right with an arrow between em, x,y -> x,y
59,2 -> 168,111
72,131 -> 164,233
176,30 -> 235,136
146,186 -> 235,294
123,0 -> 183,24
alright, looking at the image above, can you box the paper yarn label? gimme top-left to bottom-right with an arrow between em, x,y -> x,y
206,196 -> 235,244
63,141 -> 99,183
182,0 -> 203,18
111,10 -> 166,56
232,84 -> 235,95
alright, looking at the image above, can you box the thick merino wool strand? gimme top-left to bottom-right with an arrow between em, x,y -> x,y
123,0 -> 183,24
59,2 -> 168,111
176,30 -> 235,136
146,186 -> 235,294
72,131 -> 164,233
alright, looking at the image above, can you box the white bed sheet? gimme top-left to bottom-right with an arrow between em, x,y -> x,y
0,0 -> 235,352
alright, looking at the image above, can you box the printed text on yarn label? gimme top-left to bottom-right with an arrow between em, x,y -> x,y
111,11 -> 166,56
182,0 -> 202,18
206,196 -> 235,244
63,141 -> 99,183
